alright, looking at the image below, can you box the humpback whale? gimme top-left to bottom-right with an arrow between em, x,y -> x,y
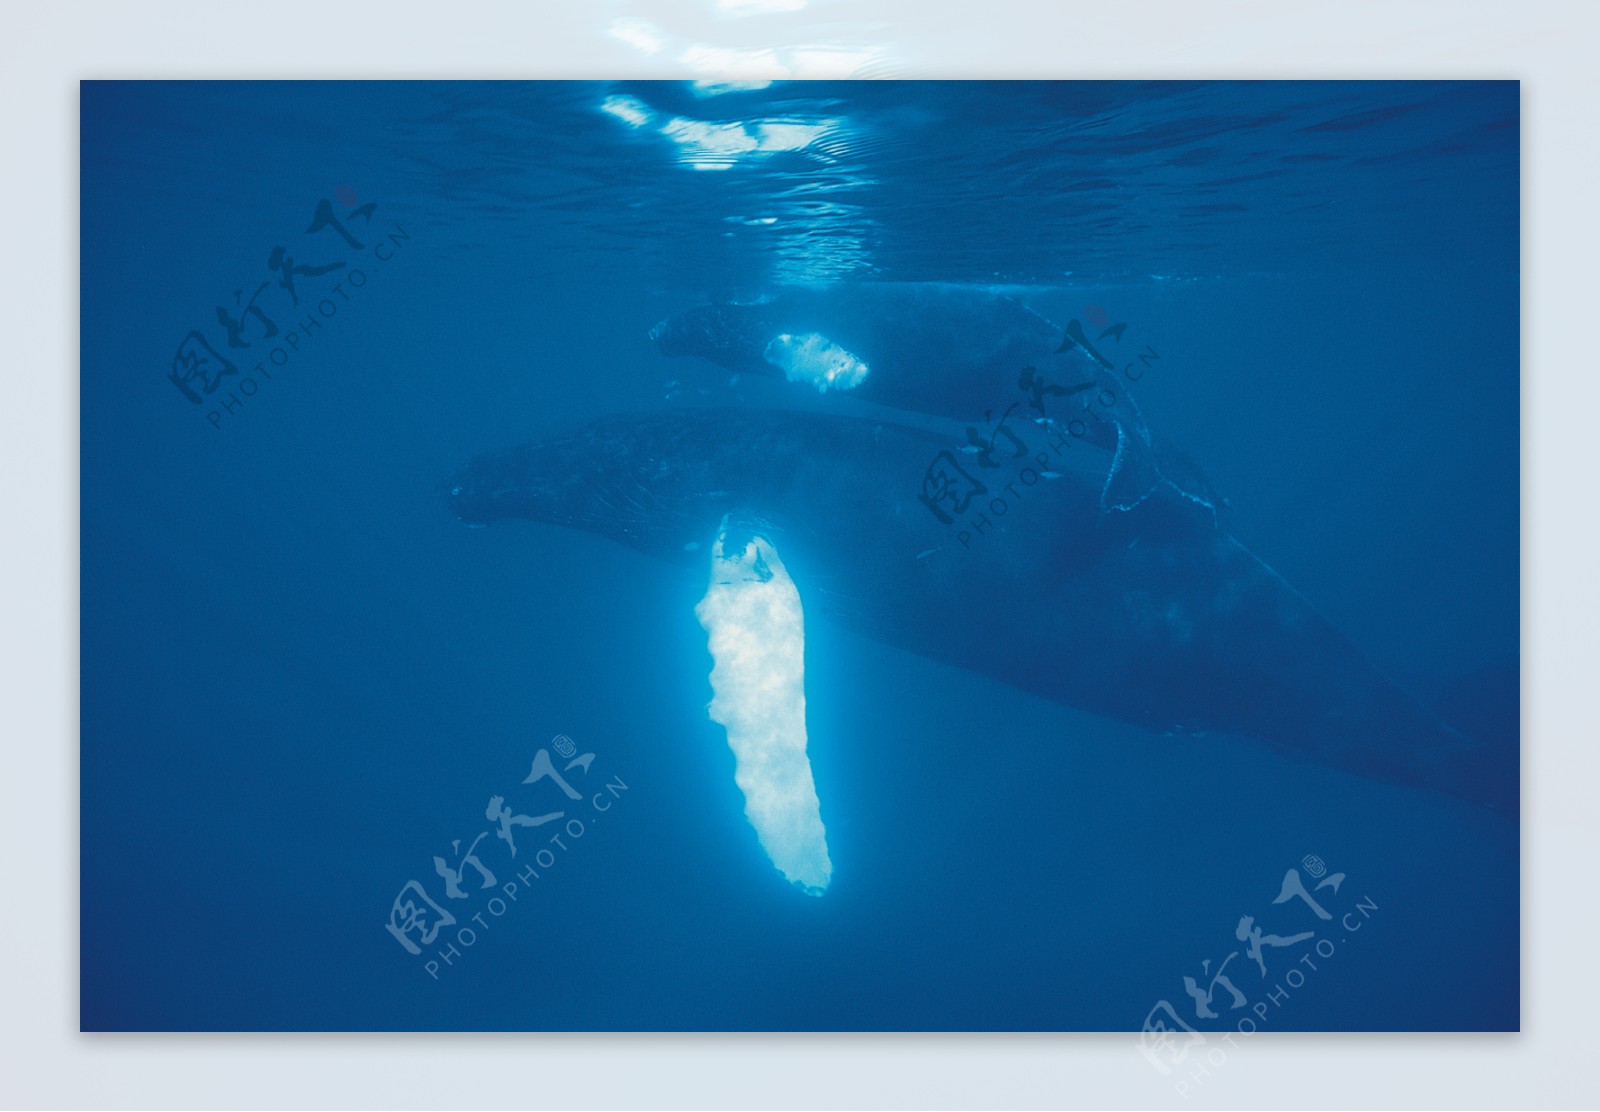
447,406 -> 1514,829
651,282 -> 1215,514
650,283 -> 1071,417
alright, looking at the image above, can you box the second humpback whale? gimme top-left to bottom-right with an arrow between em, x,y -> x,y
448,406 -> 1515,831
650,282 -> 1218,515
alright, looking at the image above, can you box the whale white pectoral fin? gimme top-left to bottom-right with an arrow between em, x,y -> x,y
762,331 -> 869,394
693,516 -> 833,895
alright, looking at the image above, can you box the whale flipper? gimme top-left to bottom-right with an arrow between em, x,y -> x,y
449,407 -> 1511,828
695,515 -> 832,894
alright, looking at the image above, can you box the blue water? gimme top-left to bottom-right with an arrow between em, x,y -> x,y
80,80 -> 1518,1032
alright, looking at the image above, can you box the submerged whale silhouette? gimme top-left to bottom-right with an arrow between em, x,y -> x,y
448,406 -> 1514,820
651,282 -> 1219,515
651,283 -> 1074,418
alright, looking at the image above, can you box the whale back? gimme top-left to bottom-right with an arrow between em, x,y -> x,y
449,406 -> 1511,816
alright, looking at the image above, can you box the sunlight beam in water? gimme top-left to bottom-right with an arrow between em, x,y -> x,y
694,519 -> 832,895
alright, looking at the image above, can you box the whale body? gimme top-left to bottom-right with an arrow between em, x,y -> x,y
651,283 -> 1073,418
652,282 -> 1219,514
448,406 -> 1513,818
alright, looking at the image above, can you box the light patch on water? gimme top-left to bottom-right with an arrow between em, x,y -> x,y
595,83 -> 873,278
599,94 -> 654,129
657,112 -> 834,170
693,79 -> 775,95
763,332 -> 869,393
694,520 -> 831,895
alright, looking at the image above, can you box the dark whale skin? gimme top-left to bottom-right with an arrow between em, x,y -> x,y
448,406 -> 1514,818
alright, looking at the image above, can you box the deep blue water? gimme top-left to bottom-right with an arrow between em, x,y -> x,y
80,80 -> 1518,1032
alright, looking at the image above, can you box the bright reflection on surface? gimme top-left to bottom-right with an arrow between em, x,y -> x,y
594,76 -> 877,277
599,94 -> 655,129
692,78 -> 775,95
695,521 -> 832,895
599,93 -> 836,171
659,114 -> 834,170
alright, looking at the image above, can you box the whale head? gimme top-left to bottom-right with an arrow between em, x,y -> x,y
445,432 -> 594,530
445,413 -> 756,557
650,304 -> 773,369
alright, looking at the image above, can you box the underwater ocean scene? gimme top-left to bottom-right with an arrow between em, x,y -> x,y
80,80 -> 1518,1034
